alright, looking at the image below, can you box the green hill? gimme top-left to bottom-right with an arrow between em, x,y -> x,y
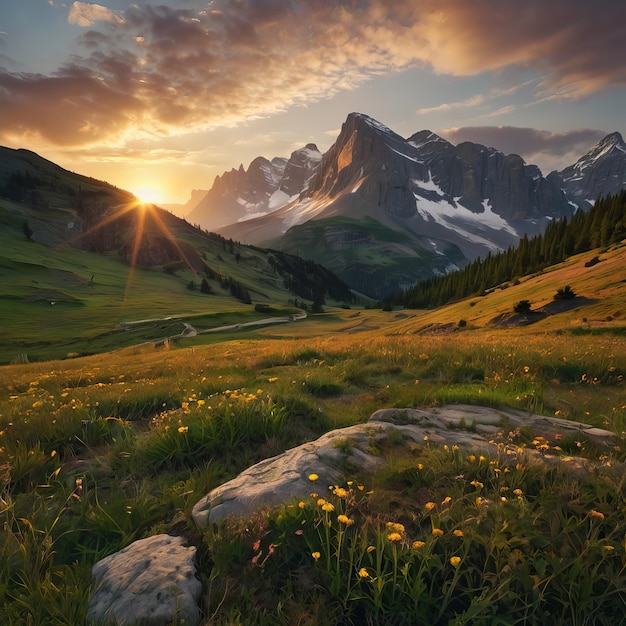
0,147 -> 354,363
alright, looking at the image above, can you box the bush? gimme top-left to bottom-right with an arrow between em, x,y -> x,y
514,299 -> 532,315
554,285 -> 576,300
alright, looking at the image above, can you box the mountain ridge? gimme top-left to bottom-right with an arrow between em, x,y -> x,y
205,113 -> 626,297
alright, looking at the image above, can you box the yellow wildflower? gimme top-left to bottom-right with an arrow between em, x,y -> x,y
387,532 -> 402,542
337,514 -> 354,525
412,541 -> 425,550
386,522 -> 405,534
589,510 -> 605,520
453,529 -> 464,537
334,487 -> 348,498
432,528 -> 444,537
450,556 -> 461,567
177,425 -> 189,433
321,502 -> 335,512
358,567 -> 369,578
298,501 -> 305,509
308,473 -> 319,481
367,545 -> 376,553
312,552 -> 321,560
424,501 -> 436,511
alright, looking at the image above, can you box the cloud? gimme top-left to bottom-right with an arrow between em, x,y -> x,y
440,126 -> 608,172
68,2 -> 124,27
1,0 -> 624,148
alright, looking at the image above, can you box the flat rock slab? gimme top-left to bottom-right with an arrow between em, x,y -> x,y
192,404 -> 616,527
87,534 -> 202,626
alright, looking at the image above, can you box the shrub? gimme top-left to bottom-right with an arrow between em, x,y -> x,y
554,285 -> 576,300
513,299 -> 532,315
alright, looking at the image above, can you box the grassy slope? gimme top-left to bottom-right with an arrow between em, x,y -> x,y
0,237 -> 625,623
269,215 -> 465,296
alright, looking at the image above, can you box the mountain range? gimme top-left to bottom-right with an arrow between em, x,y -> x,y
188,113 -> 626,298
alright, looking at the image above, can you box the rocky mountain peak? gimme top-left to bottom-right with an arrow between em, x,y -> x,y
555,131 -> 626,208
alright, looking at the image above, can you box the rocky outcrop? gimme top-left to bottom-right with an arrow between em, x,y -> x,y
89,404 -> 617,623
87,534 -> 202,626
192,404 -> 616,526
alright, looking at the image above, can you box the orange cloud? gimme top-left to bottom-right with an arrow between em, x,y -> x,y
0,0 -> 623,149
68,2 -> 124,27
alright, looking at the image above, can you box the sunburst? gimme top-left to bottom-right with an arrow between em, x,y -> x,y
73,197 -> 195,307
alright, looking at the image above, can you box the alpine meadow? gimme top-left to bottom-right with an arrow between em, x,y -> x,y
2,1 -> 626,624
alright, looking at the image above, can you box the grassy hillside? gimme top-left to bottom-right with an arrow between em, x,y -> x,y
1,233 -> 625,623
0,150 -> 354,364
269,215 -> 465,298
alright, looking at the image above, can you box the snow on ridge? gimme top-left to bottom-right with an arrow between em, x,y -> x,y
413,193 -> 517,250
390,146 -> 422,163
412,170 -> 444,194
269,189 -> 297,211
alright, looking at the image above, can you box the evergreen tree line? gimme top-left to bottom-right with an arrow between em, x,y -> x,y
398,192 -> 626,309
267,250 -> 355,305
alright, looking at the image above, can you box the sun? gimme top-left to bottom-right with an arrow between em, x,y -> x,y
131,185 -> 165,205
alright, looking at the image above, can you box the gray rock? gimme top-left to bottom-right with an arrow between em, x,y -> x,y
192,404 -> 617,527
87,534 -> 202,626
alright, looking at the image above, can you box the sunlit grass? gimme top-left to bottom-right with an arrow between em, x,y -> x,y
1,322 -> 625,622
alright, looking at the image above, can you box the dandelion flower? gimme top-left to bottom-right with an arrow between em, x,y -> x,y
298,501 -> 305,509
442,496 -> 452,505
453,529 -> 464,537
450,556 -> 461,567
367,545 -> 376,553
177,425 -> 189,433
386,522 -> 405,533
334,487 -> 348,498
322,503 -> 335,512
589,510 -> 605,520
513,488 -> 523,497
387,532 -> 402,542
432,528 -> 444,537
424,501 -> 436,511
308,473 -> 319,481
412,541 -> 425,550
312,552 -> 321,560
358,567 -> 369,578
603,545 -> 615,552
338,514 -> 354,525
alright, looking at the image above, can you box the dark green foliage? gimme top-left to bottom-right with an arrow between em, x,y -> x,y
200,277 -> 213,294
266,249 -> 354,304
554,285 -> 576,300
400,192 -> 626,308
514,299 -> 532,315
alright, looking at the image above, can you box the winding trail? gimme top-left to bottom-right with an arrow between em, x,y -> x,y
122,310 -> 307,348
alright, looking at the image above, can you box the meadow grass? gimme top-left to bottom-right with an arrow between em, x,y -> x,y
0,322 -> 625,623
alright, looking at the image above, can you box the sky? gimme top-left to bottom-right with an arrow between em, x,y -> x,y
1,0 -> 625,207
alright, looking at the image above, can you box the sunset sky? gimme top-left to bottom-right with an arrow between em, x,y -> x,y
1,0 -> 625,206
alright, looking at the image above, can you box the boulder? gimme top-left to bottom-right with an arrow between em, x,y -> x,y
87,534 -> 202,626
192,404 -> 616,527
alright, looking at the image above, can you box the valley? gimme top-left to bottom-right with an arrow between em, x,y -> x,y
1,116 -> 625,625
